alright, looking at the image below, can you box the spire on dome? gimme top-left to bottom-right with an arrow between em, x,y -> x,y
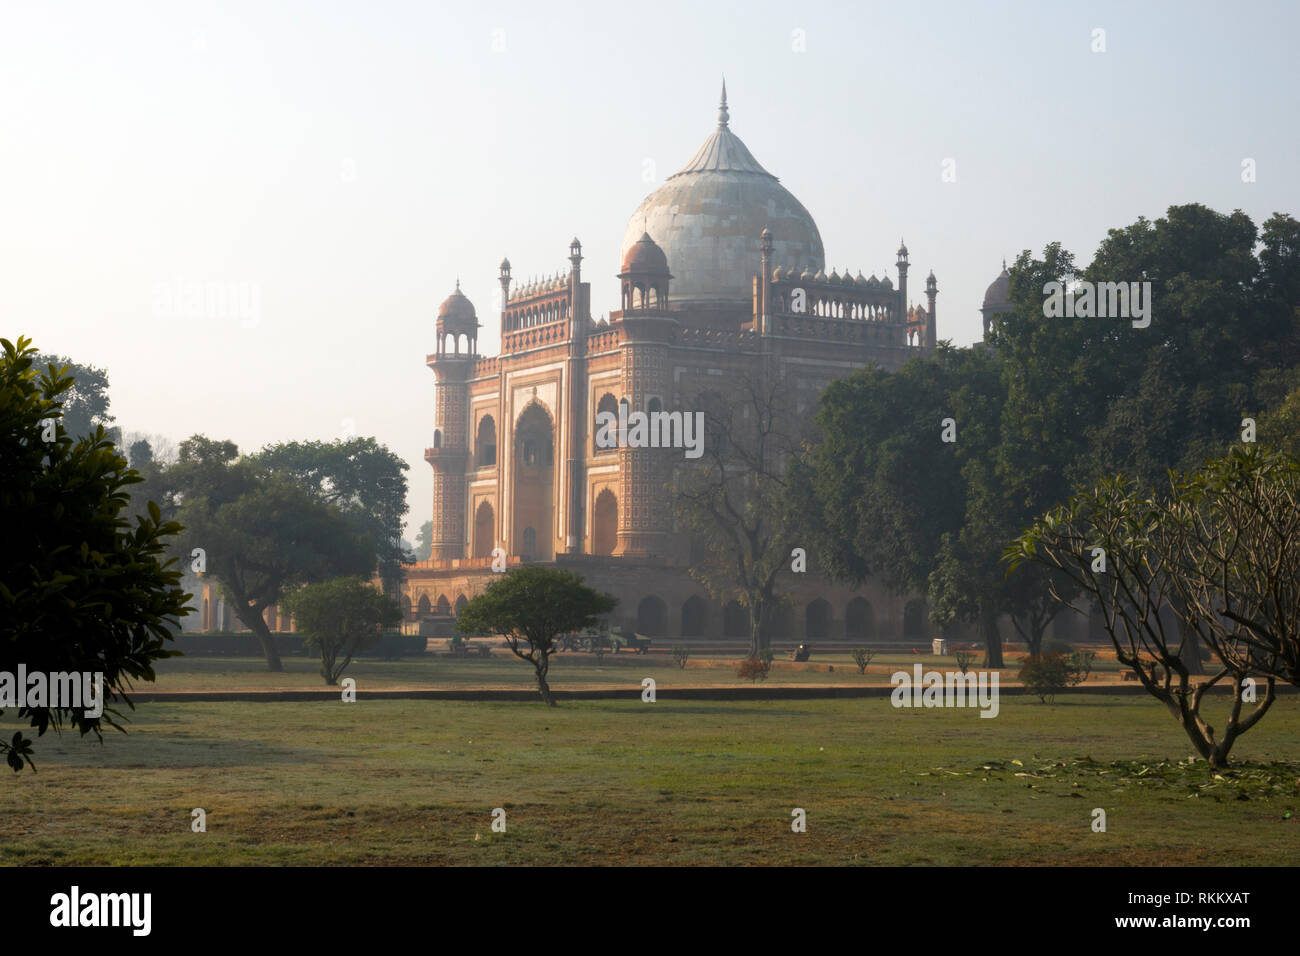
718,77 -> 729,128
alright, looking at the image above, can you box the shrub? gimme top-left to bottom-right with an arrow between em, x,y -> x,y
672,645 -> 690,670
1068,649 -> 1097,683
736,657 -> 770,683
954,648 -> 975,673
851,647 -> 876,674
1019,651 -> 1089,702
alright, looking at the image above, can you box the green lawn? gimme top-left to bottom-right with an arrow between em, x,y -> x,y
3,693 -> 1297,865
139,648 -> 1131,692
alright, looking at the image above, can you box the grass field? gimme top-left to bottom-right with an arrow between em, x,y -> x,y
138,647 -> 1135,692
3,692 -> 1298,865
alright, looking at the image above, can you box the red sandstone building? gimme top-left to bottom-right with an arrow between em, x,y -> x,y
405,87 -> 944,644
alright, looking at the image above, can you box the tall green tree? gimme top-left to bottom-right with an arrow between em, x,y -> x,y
414,520 -> 433,561
170,435 -> 374,671
253,438 -> 412,598
1,337 -> 189,772
805,347 -> 1018,662
33,353 -> 115,442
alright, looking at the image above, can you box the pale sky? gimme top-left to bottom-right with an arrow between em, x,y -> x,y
3,0 -> 1297,536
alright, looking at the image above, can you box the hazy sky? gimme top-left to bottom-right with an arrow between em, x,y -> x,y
3,0 -> 1297,537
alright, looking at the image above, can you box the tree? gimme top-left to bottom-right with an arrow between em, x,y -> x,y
673,364 -> 804,658
0,337 -> 190,772
253,438 -> 412,598
456,566 -> 616,706
170,436 -> 375,671
33,352 -> 115,441
282,577 -> 402,685
805,347 -> 1014,665
414,520 -> 433,561
1007,447 -> 1300,767
128,438 -> 154,470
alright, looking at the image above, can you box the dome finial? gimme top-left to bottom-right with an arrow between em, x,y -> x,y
455,275 -> 460,292
718,77 -> 729,128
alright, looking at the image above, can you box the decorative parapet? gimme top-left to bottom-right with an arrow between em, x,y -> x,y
585,324 -> 624,353
502,319 -> 569,353
767,269 -> 900,322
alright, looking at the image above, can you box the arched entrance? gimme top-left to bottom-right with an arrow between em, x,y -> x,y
477,415 -> 496,467
681,596 -> 707,638
473,500 -> 495,559
806,598 -> 832,640
845,597 -> 875,641
512,402 -> 555,561
592,488 -> 618,556
637,596 -> 668,637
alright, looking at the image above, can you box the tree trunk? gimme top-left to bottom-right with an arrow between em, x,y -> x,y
233,599 -> 283,671
1178,618 -> 1205,676
748,602 -> 769,659
981,604 -> 1004,669
535,652 -> 556,707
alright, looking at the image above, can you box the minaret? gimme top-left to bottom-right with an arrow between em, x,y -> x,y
925,270 -> 938,349
498,258 -> 512,327
426,281 -> 478,561
758,226 -> 773,335
564,238 -> 586,553
896,239 -> 909,327
615,231 -> 674,558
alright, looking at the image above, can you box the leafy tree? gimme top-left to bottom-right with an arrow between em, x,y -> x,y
414,520 -> 433,561
0,337 -> 190,772
456,566 -> 615,705
1007,447 -> 1300,767
673,365 -> 804,658
805,347 -> 1016,665
128,438 -> 154,470
33,352 -> 115,441
282,577 -> 402,685
170,435 -> 375,671
253,438 -> 412,598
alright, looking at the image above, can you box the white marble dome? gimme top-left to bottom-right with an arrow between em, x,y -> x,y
621,85 -> 824,305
